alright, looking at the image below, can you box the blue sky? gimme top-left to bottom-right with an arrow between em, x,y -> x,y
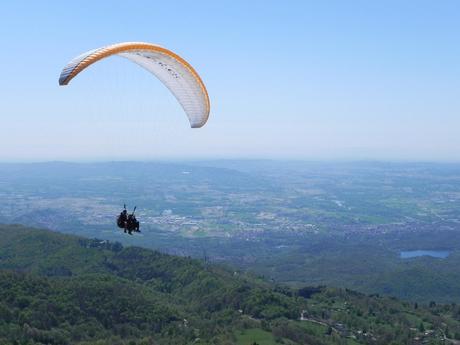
0,1 -> 459,161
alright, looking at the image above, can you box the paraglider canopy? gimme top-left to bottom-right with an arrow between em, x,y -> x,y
59,42 -> 210,128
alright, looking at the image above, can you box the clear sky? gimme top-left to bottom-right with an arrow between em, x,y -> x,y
0,1 -> 459,161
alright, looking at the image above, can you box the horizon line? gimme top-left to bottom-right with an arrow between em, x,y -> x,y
1,158 -> 460,165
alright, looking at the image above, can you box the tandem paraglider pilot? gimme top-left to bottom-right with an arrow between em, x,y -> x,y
117,204 -> 140,235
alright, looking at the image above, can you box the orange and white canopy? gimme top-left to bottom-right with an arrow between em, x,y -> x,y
59,42 -> 210,128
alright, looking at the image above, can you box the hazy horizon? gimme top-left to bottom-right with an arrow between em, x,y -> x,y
2,157 -> 460,165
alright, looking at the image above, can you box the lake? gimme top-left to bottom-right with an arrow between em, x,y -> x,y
400,250 -> 450,259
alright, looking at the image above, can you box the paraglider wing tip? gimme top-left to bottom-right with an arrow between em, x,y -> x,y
58,76 -> 69,86
190,119 -> 208,128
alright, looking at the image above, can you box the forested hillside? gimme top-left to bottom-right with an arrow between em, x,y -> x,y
1,224 -> 460,344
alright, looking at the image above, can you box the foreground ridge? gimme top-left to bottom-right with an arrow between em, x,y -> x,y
1,224 -> 460,344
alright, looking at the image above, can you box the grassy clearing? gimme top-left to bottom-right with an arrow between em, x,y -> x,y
235,328 -> 279,345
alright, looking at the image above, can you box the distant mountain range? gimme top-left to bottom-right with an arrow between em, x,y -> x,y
1,224 -> 460,344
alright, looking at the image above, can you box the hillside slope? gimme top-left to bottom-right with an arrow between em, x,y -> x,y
1,224 -> 460,344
